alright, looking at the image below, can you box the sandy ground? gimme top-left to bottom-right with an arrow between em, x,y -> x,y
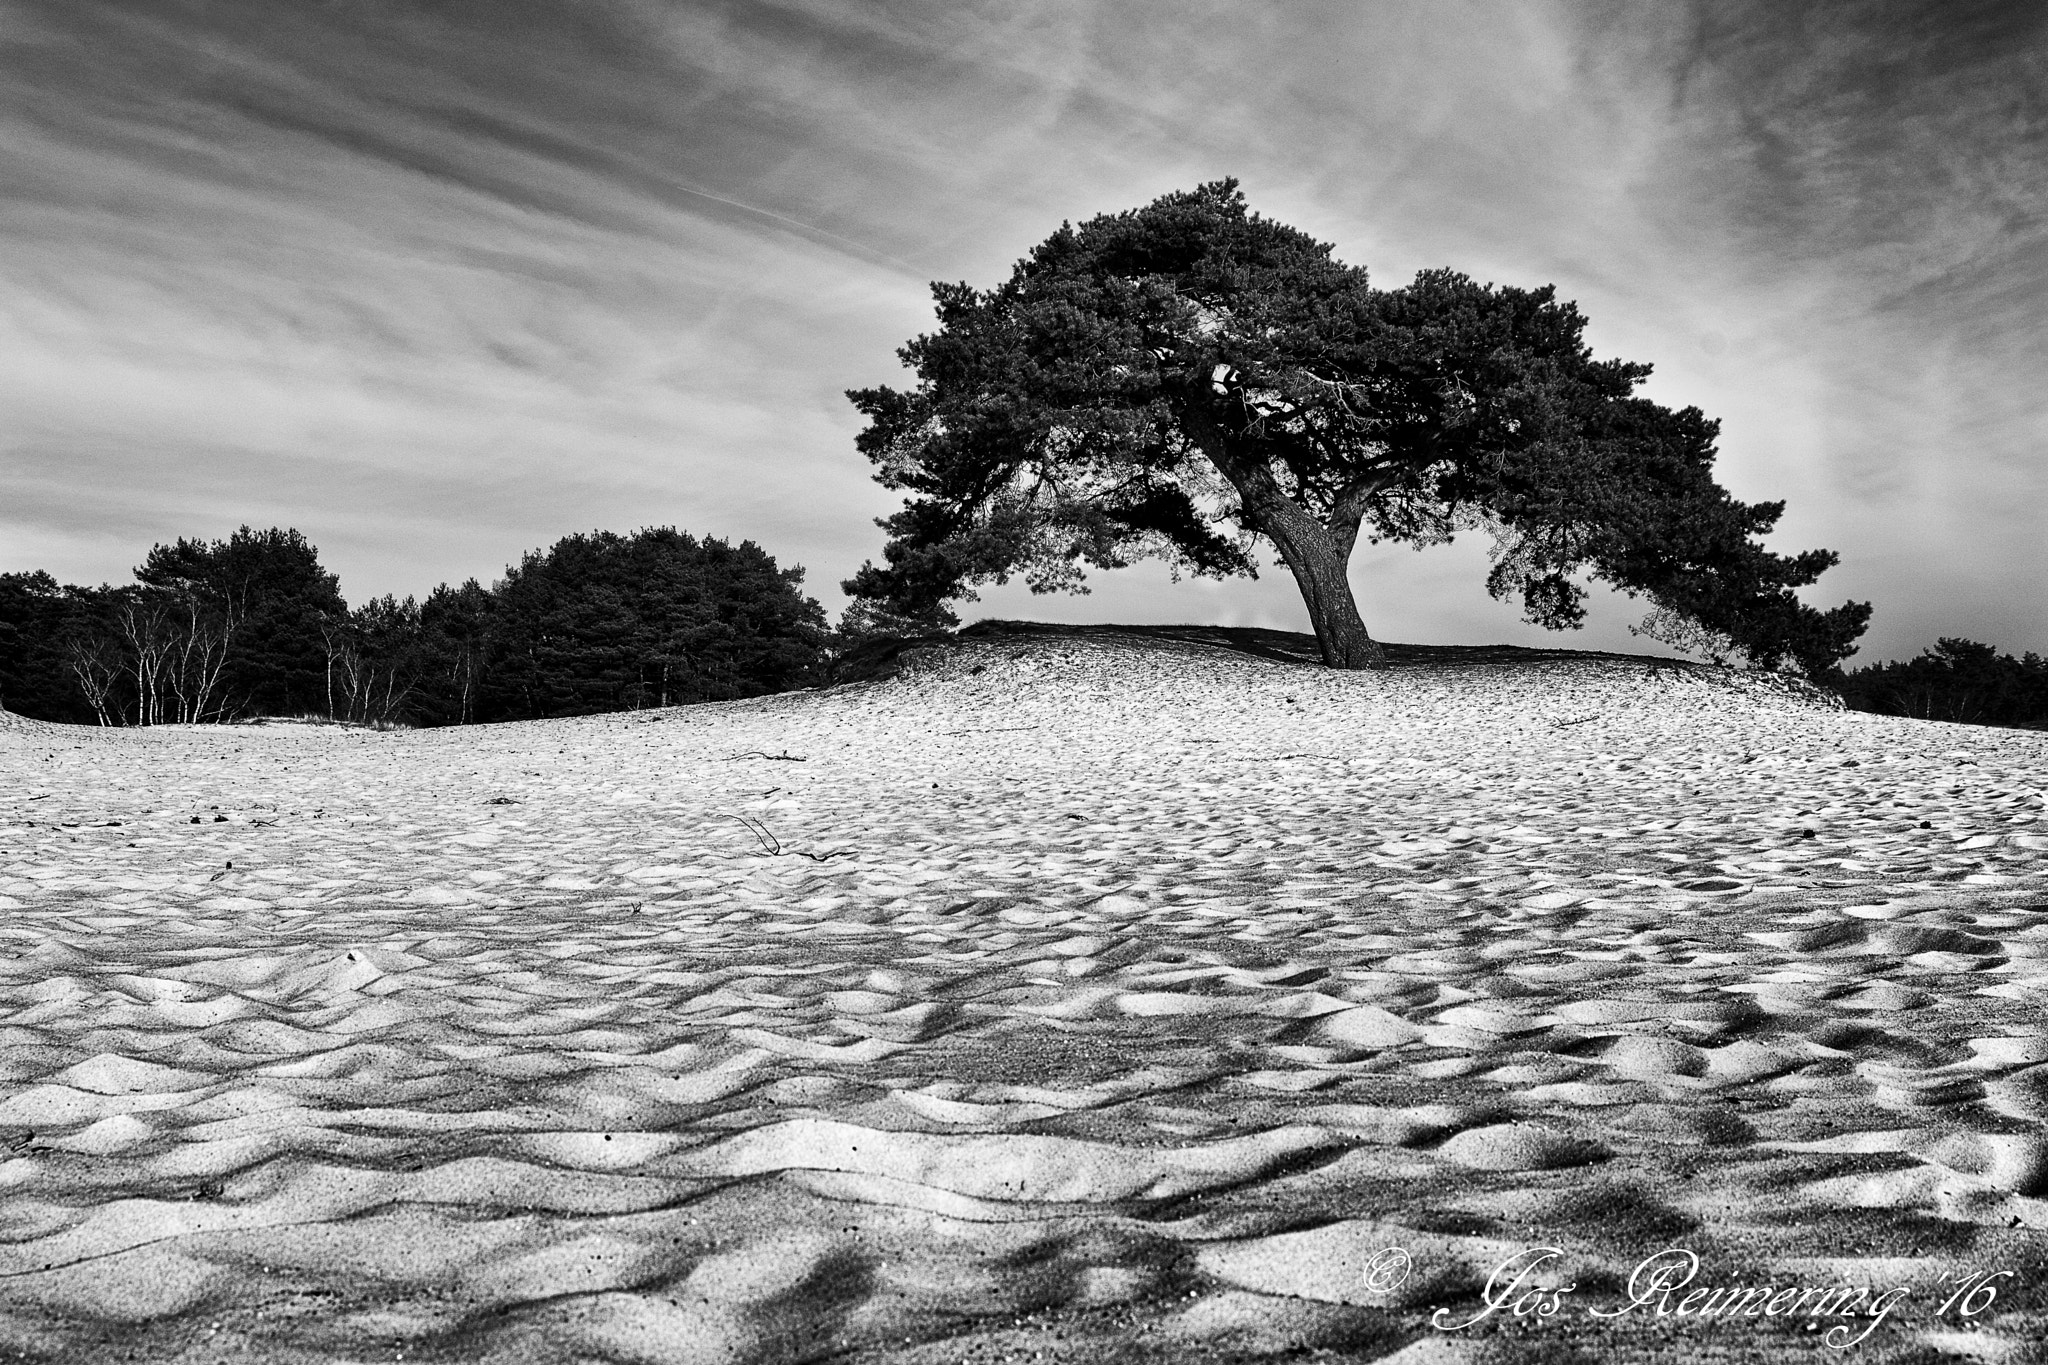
2,628 -> 2046,1364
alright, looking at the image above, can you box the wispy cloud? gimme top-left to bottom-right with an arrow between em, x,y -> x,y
2,0 -> 2041,659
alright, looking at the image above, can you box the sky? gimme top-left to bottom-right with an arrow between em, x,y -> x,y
3,0 -> 2043,663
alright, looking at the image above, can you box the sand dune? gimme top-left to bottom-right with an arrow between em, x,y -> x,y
2,628 -> 2045,1362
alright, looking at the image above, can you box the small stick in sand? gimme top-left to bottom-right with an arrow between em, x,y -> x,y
729,813 -> 781,854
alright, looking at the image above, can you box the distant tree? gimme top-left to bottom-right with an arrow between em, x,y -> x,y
0,572 -> 100,722
844,180 -> 1870,676
481,528 -> 826,719
678,533 -> 832,699
321,595 -> 427,727
1838,638 -> 2048,729
830,598 -> 948,656
105,582 -> 239,725
136,527 -> 346,717
417,579 -> 498,725
63,630 -> 125,727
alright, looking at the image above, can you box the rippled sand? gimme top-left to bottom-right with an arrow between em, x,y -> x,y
3,627 -> 2045,1363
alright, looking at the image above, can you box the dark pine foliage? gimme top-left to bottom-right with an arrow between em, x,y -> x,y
1,525 -> 826,727
135,527 -> 348,718
1837,639 -> 2048,730
844,179 -> 1870,677
415,579 -> 497,727
0,572 -> 101,724
480,528 -> 827,720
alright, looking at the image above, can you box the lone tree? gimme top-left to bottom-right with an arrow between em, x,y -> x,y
843,181 -> 1869,675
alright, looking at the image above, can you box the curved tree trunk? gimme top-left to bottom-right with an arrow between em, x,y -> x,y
1265,523 -> 1384,669
1177,390 -> 1386,669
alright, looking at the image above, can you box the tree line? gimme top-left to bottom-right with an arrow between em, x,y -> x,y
1835,638 -> 2048,731
3,525 -> 2038,733
0,526 -> 827,727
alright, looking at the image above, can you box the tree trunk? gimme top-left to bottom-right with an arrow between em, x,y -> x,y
1265,522 -> 1384,668
1176,390 -> 1386,669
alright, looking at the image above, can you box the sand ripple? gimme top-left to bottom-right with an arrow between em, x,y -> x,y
3,633 -> 2046,1360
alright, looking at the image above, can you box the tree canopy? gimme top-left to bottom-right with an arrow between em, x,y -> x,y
0,571 -> 95,723
483,528 -> 828,719
843,180 -> 1870,676
135,526 -> 347,717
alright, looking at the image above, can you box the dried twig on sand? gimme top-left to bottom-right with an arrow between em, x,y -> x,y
729,813 -> 781,854
728,814 -> 851,863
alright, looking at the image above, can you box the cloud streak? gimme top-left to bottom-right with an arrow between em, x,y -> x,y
2,0 -> 2041,661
